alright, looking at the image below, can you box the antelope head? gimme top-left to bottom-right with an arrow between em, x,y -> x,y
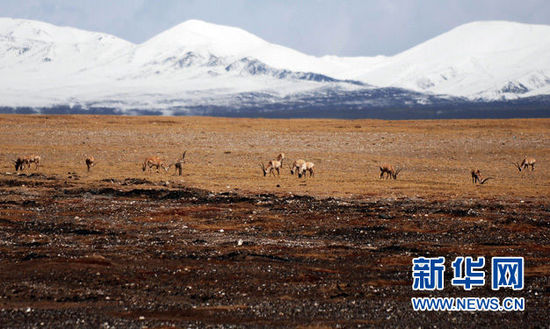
392,167 -> 403,179
260,163 -> 267,176
512,161 -> 522,172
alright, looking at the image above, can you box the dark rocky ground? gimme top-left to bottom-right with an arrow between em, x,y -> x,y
0,174 -> 548,328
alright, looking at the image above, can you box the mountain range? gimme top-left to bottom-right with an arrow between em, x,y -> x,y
1,17 -> 549,118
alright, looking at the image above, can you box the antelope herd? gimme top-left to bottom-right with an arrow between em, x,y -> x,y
142,151 -> 188,174
13,155 -> 41,171
6,151 -> 539,185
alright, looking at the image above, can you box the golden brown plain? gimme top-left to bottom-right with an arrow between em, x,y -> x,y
0,115 -> 548,201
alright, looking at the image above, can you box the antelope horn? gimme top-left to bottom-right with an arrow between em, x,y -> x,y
480,177 -> 493,184
511,161 -> 522,171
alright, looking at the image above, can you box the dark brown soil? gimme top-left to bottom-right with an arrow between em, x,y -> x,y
0,174 -> 548,328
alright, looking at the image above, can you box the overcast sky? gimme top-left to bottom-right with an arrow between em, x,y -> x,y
1,0 -> 550,56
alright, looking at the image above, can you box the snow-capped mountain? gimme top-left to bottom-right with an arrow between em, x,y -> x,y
0,17 -> 549,117
354,21 -> 550,100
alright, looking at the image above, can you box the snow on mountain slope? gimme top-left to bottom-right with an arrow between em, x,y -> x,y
355,21 -> 550,99
0,17 -> 549,112
0,18 -> 364,109
128,20 -> 383,78
0,18 -> 132,74
147,20 -> 550,100
0,17 -> 135,106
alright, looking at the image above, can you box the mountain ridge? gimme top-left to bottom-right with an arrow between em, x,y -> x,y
0,17 -> 549,117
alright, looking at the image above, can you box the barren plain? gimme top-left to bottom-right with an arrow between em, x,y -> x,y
0,115 -> 548,328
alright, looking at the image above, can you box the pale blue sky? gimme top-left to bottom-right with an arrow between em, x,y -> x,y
1,0 -> 549,56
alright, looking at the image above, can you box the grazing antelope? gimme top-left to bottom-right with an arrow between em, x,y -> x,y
513,157 -> 536,172
14,155 -> 41,171
260,160 -> 282,177
171,151 -> 187,176
290,159 -> 306,175
379,164 -> 402,180
29,155 -> 41,169
142,156 -> 170,173
85,156 -> 95,172
298,161 -> 315,178
471,169 -> 492,184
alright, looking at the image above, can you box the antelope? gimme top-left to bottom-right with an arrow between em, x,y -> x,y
260,160 -> 282,177
14,155 -> 41,171
379,164 -> 402,180
171,151 -> 187,176
471,169 -> 492,184
29,155 -> 41,169
290,159 -> 306,175
298,161 -> 315,178
471,169 -> 481,184
513,157 -> 536,172
85,156 -> 95,172
277,153 -> 285,166
142,156 -> 170,173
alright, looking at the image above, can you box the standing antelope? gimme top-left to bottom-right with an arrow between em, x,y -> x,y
298,161 -> 315,178
513,157 -> 536,172
379,164 -> 402,180
277,153 -> 285,166
260,160 -> 282,177
471,169 -> 481,184
290,159 -> 306,175
29,155 -> 41,169
142,156 -> 170,173
471,169 -> 492,184
171,151 -> 187,176
85,156 -> 95,172
14,158 -> 24,171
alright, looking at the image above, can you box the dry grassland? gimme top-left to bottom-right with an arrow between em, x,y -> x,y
0,115 -> 548,201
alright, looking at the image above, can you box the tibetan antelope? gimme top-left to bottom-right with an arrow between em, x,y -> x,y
290,159 -> 306,175
260,159 -> 282,177
513,157 -> 536,172
277,153 -> 285,166
171,151 -> 187,176
142,156 -> 170,173
14,155 -> 41,171
298,161 -> 315,178
471,169 -> 492,184
85,156 -> 95,172
379,164 -> 402,180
